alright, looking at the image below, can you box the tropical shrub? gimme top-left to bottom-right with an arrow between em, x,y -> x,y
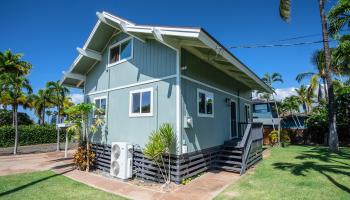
73,144 -> 96,171
65,103 -> 105,172
0,125 -> 67,148
144,123 -> 176,189
0,109 -> 33,126
268,130 -> 290,146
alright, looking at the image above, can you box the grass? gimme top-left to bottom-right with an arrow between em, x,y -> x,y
216,145 -> 350,200
0,171 -> 127,200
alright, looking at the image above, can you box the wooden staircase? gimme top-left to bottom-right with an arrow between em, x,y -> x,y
213,123 -> 263,175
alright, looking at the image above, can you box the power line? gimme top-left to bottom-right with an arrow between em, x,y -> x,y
270,28 -> 350,43
229,40 -> 336,49
228,29 -> 349,49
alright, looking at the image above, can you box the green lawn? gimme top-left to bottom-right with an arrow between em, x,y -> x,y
216,145 -> 350,200
0,171 -> 127,200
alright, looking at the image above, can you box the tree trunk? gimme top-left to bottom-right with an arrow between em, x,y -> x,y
56,105 -> 60,151
13,105 -> 18,155
318,0 -> 338,152
42,106 -> 45,125
84,119 -> 90,172
322,78 -> 328,99
12,108 -> 15,127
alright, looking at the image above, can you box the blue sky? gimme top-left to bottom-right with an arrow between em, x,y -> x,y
0,0 -> 338,117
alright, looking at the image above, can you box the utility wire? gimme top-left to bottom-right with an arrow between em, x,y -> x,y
229,40 -> 336,49
228,29 -> 349,49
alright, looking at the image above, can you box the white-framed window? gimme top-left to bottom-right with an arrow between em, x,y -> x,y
108,37 -> 133,67
197,89 -> 214,118
94,96 -> 107,117
129,87 -> 153,117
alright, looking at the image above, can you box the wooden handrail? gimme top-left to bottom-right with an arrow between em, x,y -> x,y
240,122 -> 263,175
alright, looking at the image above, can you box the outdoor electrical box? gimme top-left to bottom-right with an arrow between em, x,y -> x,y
184,116 -> 193,128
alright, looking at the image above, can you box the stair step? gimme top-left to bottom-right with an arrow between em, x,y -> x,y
219,154 -> 242,159
213,165 -> 241,172
221,149 -> 242,154
216,160 -> 242,165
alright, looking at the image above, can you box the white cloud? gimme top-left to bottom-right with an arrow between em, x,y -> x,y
273,87 -> 297,101
69,93 -> 84,104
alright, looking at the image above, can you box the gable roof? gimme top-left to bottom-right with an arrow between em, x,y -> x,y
60,11 -> 273,93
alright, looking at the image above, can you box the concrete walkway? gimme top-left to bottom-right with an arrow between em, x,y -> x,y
0,151 -> 240,200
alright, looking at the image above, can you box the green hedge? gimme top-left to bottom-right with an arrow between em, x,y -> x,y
0,125 -> 67,148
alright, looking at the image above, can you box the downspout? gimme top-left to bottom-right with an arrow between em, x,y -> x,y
106,60 -> 111,145
175,49 -> 182,155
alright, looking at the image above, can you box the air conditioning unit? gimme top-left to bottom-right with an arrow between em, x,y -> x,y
110,142 -> 133,180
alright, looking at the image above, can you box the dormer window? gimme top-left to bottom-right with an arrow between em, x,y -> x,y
108,37 -> 133,67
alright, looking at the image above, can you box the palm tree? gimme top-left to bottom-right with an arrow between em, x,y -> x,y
328,0 -> 350,36
281,95 -> 301,128
328,0 -> 350,83
260,72 -> 283,131
295,85 -> 313,113
66,103 -> 105,171
46,110 -> 52,124
279,0 -> 339,152
0,50 -> 32,76
32,89 -> 53,124
261,73 -> 284,88
46,81 -> 70,151
296,50 -> 329,99
0,73 -> 32,154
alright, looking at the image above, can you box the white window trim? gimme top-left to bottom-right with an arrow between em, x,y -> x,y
129,87 -> 154,117
93,96 -> 108,117
107,37 -> 134,68
197,88 -> 214,118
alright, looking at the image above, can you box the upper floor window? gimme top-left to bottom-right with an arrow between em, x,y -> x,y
197,89 -> 214,117
129,88 -> 153,117
108,37 -> 133,67
94,97 -> 107,117
253,104 -> 269,113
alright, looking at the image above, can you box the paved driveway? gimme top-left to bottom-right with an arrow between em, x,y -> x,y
0,151 -> 241,200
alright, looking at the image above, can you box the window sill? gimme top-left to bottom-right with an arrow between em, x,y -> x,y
107,57 -> 132,68
197,114 -> 214,118
129,113 -> 153,118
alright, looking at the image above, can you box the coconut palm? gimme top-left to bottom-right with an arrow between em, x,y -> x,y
295,85 -> 313,113
32,89 -> 53,124
296,50 -> 329,99
0,50 -> 32,76
45,110 -> 53,124
279,0 -> 339,152
260,72 -> 283,131
281,95 -> 301,128
46,81 -> 70,151
328,1 -> 350,83
0,73 -> 32,154
328,0 -> 350,36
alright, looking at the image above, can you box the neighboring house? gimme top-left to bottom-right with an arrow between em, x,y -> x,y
60,11 -> 273,183
252,100 -> 281,127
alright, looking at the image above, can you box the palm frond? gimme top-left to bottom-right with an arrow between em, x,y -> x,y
280,0 -> 291,22
295,72 -> 315,83
328,0 -> 350,36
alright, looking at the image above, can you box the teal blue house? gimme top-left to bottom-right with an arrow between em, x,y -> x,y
61,12 -> 272,182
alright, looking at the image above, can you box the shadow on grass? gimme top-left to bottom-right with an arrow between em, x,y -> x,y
273,147 -> 350,194
0,168 -> 74,197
